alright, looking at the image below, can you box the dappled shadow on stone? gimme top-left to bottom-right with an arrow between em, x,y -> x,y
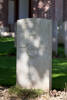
16,18 -> 52,90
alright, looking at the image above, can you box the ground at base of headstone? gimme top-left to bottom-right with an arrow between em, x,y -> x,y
0,86 -> 67,100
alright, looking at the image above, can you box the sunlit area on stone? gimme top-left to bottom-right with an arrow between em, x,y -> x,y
0,0 -> 67,100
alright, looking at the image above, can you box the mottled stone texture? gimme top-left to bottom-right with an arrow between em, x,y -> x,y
0,0 -> 8,26
55,0 -> 63,21
52,21 -> 58,55
64,22 -> 67,56
64,0 -> 67,56
52,0 -> 63,55
16,18 -> 52,91
57,0 -> 64,44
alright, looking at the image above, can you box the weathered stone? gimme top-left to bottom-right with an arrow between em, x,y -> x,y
0,26 -> 9,36
16,18 -> 52,91
64,21 -> 67,57
52,21 -> 58,55
58,23 -> 64,44
52,0 -> 63,55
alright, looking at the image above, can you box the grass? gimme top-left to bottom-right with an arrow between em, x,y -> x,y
0,37 -> 67,91
0,37 -> 14,55
58,44 -> 65,57
52,58 -> 67,90
9,86 -> 44,99
0,56 -> 16,86
52,44 -> 67,90
0,37 -> 16,86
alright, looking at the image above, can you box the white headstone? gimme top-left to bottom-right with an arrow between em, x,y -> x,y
52,21 -> 58,55
16,18 -> 52,92
52,0 -> 63,55
64,21 -> 67,57
19,0 -> 29,19
8,0 -> 15,24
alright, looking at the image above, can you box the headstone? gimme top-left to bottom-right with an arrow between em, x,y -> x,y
8,0 -> 15,24
64,21 -> 67,57
19,0 -> 29,19
16,18 -> 52,92
58,23 -> 64,44
52,0 -> 63,55
52,21 -> 58,55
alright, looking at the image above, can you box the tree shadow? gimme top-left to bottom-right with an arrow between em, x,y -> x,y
16,18 -> 52,89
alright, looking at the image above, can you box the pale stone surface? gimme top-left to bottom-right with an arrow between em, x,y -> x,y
55,0 -> 63,21
8,0 -> 15,24
0,26 -> 15,37
52,0 -> 63,55
58,23 -> 64,44
0,26 -> 9,36
19,0 -> 29,19
16,18 -> 52,91
52,21 -> 58,55
64,21 -> 67,57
